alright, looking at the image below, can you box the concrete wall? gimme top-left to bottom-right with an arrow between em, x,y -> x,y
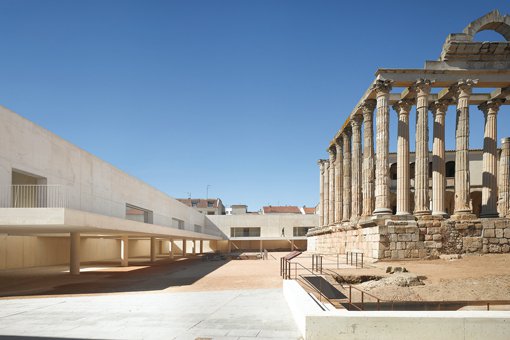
305,311 -> 510,340
208,214 -> 319,239
0,106 -> 223,238
0,234 -> 119,269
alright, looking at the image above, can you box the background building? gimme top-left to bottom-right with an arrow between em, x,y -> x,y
177,198 -> 225,215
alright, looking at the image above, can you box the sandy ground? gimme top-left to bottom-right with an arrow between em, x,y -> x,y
0,253 -> 287,299
1,252 -> 509,304
328,254 -> 510,302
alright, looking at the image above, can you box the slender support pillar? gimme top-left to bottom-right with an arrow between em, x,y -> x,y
121,235 -> 129,267
499,137 -> 510,218
169,239 -> 174,259
328,148 -> 336,225
70,232 -> 81,275
430,100 -> 450,216
479,100 -> 504,217
200,240 -> 204,254
192,240 -> 197,255
393,100 -> 413,215
150,237 -> 157,262
414,79 -> 433,215
373,79 -> 393,216
453,79 -> 477,215
323,160 -> 330,225
361,100 -> 376,217
318,160 -> 325,226
351,114 -> 363,220
182,239 -> 187,256
291,239 -> 295,251
227,240 -> 232,253
334,140 -> 343,223
342,130 -> 352,221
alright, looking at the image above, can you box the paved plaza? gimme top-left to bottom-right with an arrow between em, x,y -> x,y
0,256 -> 301,340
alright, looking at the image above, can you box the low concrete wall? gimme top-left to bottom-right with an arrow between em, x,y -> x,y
306,310 -> 510,340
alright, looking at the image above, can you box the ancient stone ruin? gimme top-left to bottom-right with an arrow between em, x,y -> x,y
308,10 -> 510,259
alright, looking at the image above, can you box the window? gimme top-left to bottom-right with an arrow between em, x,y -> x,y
192,202 -> 198,207
194,225 -> 202,233
172,218 -> 185,230
446,161 -> 455,178
207,211 -> 215,215
293,227 -> 312,237
208,202 -> 214,208
125,204 -> 153,224
230,227 -> 261,237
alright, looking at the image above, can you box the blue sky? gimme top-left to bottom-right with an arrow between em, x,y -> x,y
0,0 -> 509,210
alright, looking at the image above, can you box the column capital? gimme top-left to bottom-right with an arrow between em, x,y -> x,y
392,99 -> 414,116
502,137 -> 510,145
317,159 -> 326,171
328,147 -> 336,162
478,98 -> 505,116
351,113 -> 363,127
334,138 -> 342,154
342,128 -> 352,139
429,99 -> 451,116
359,99 -> 376,119
451,79 -> 478,98
371,78 -> 393,95
412,78 -> 435,95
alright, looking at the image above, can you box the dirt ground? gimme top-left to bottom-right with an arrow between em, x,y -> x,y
330,253 -> 510,302
1,252 -> 509,304
0,253 -> 286,299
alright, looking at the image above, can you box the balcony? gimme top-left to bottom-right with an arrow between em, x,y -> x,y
1,185 -> 67,208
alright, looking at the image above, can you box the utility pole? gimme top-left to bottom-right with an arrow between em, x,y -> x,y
206,185 -> 211,199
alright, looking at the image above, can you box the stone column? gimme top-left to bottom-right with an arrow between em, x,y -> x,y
499,137 -> 510,218
393,100 -> 413,216
334,139 -> 343,223
318,160 -> 325,226
479,99 -> 504,217
169,239 -> 174,259
70,232 -> 81,275
323,160 -> 330,225
414,79 -> 433,216
361,100 -> 376,217
351,114 -> 363,220
453,79 -> 477,215
373,79 -> 393,216
200,240 -> 204,254
182,239 -> 187,256
430,100 -> 450,216
328,148 -> 336,225
342,130 -> 352,221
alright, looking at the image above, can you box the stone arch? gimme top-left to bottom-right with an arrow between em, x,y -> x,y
463,10 -> 510,41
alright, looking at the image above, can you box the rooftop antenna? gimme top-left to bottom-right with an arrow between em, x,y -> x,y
187,192 -> 191,199
206,184 -> 211,200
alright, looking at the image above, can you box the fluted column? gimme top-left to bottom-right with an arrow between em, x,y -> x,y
430,100 -> 449,216
479,99 -> 504,217
361,100 -> 376,217
323,160 -> 330,225
393,100 -> 413,216
499,137 -> 510,218
373,79 -> 393,216
414,79 -> 433,215
335,139 -> 344,223
342,130 -> 352,221
328,148 -> 336,225
318,160 -> 325,226
453,79 -> 477,215
351,114 -> 363,220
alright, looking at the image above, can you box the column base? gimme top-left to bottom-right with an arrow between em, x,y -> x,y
373,208 -> 392,216
414,209 -> 431,216
391,214 -> 416,221
432,211 -> 449,218
451,212 -> 478,221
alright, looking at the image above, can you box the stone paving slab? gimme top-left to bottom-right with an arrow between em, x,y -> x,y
0,288 -> 301,340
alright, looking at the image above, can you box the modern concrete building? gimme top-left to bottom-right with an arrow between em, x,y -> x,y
0,105 -> 226,274
177,198 -> 226,215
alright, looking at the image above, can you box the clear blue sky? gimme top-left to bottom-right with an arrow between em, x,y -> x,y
0,0 -> 509,210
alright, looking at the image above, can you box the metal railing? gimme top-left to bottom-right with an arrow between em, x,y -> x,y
4,185 -> 67,208
346,251 -> 364,268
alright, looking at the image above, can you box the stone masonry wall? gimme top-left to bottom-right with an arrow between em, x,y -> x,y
308,217 -> 510,259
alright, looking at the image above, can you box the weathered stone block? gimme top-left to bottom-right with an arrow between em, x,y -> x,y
495,229 -> 504,238
483,229 -> 495,238
463,237 -> 481,252
502,245 -> 510,253
425,234 -> 432,241
397,234 -> 412,242
432,234 -> 442,241
504,228 -> 510,238
489,238 -> 500,244
424,241 -> 436,248
489,244 -> 501,253
500,238 -> 508,244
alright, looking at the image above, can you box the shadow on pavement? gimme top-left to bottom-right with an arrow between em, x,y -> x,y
0,256 -> 230,298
